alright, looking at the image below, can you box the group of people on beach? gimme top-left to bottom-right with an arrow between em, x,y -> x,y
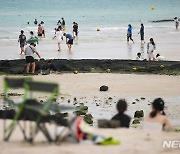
129,17 -> 179,61
128,24 -> 164,61
18,17 -> 80,74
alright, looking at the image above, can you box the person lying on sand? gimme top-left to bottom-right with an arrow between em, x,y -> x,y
144,98 -> 174,131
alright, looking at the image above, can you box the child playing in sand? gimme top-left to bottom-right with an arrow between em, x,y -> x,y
156,53 -> 165,61
144,98 -> 174,131
111,99 -> 131,128
147,38 -> 156,61
136,52 -> 144,61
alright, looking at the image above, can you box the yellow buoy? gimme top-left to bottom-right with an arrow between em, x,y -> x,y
160,65 -> 164,68
151,6 -> 155,10
132,67 -> 137,71
74,70 -> 78,74
106,69 -> 111,73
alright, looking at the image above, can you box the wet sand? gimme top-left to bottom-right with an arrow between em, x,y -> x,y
0,73 -> 180,154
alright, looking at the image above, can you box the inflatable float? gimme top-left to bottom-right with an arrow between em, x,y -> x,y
27,38 -> 38,44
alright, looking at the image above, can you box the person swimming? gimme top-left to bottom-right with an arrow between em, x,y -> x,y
34,19 -> 38,25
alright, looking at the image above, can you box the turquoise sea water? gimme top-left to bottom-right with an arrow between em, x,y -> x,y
0,0 -> 180,28
0,0 -> 180,60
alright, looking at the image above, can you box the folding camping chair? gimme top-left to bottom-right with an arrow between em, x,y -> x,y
3,77 -> 31,141
22,80 -> 60,143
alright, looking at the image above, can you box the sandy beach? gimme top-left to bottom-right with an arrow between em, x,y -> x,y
0,73 -> 180,154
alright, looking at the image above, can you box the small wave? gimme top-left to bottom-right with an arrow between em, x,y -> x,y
0,37 -> 10,40
92,27 -> 127,31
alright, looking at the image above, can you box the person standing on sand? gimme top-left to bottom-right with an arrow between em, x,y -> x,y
147,38 -> 156,61
174,17 -> 179,29
63,33 -> 73,51
138,23 -> 145,44
38,24 -> 43,38
18,30 -> 26,54
127,24 -> 134,43
25,43 -> 41,74
53,28 -> 63,51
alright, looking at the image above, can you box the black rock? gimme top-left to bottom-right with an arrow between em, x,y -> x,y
132,119 -> 140,124
132,102 -> 136,104
134,110 -> 144,118
100,85 -> 108,91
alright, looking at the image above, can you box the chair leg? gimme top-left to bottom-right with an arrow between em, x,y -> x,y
17,121 -> 28,141
4,123 -> 16,141
39,123 -> 53,143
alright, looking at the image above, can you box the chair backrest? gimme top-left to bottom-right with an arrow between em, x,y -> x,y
25,81 -> 59,94
4,77 -> 32,101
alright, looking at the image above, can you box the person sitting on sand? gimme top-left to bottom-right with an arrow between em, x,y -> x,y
18,30 -> 26,54
136,52 -> 144,61
156,53 -> 165,61
25,42 -> 41,74
111,99 -> 131,128
46,60 -> 57,73
144,98 -> 174,131
63,33 -> 73,51
147,38 -> 156,61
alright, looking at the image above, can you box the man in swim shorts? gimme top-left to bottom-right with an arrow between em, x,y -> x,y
25,43 -> 41,74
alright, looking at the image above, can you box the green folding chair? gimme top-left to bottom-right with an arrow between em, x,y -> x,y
23,81 -> 60,143
3,77 -> 31,141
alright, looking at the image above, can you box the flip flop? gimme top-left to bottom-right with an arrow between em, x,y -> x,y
97,137 -> 120,146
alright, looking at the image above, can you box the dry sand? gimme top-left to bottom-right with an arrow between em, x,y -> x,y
0,73 -> 180,154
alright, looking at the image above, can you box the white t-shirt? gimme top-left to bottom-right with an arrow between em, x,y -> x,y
56,31 -> 63,43
156,56 -> 165,61
25,45 -> 37,57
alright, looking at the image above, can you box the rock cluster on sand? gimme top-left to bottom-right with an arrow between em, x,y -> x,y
73,103 -> 93,125
132,110 -> 144,126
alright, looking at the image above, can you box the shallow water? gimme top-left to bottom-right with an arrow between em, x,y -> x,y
0,0 -> 180,60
